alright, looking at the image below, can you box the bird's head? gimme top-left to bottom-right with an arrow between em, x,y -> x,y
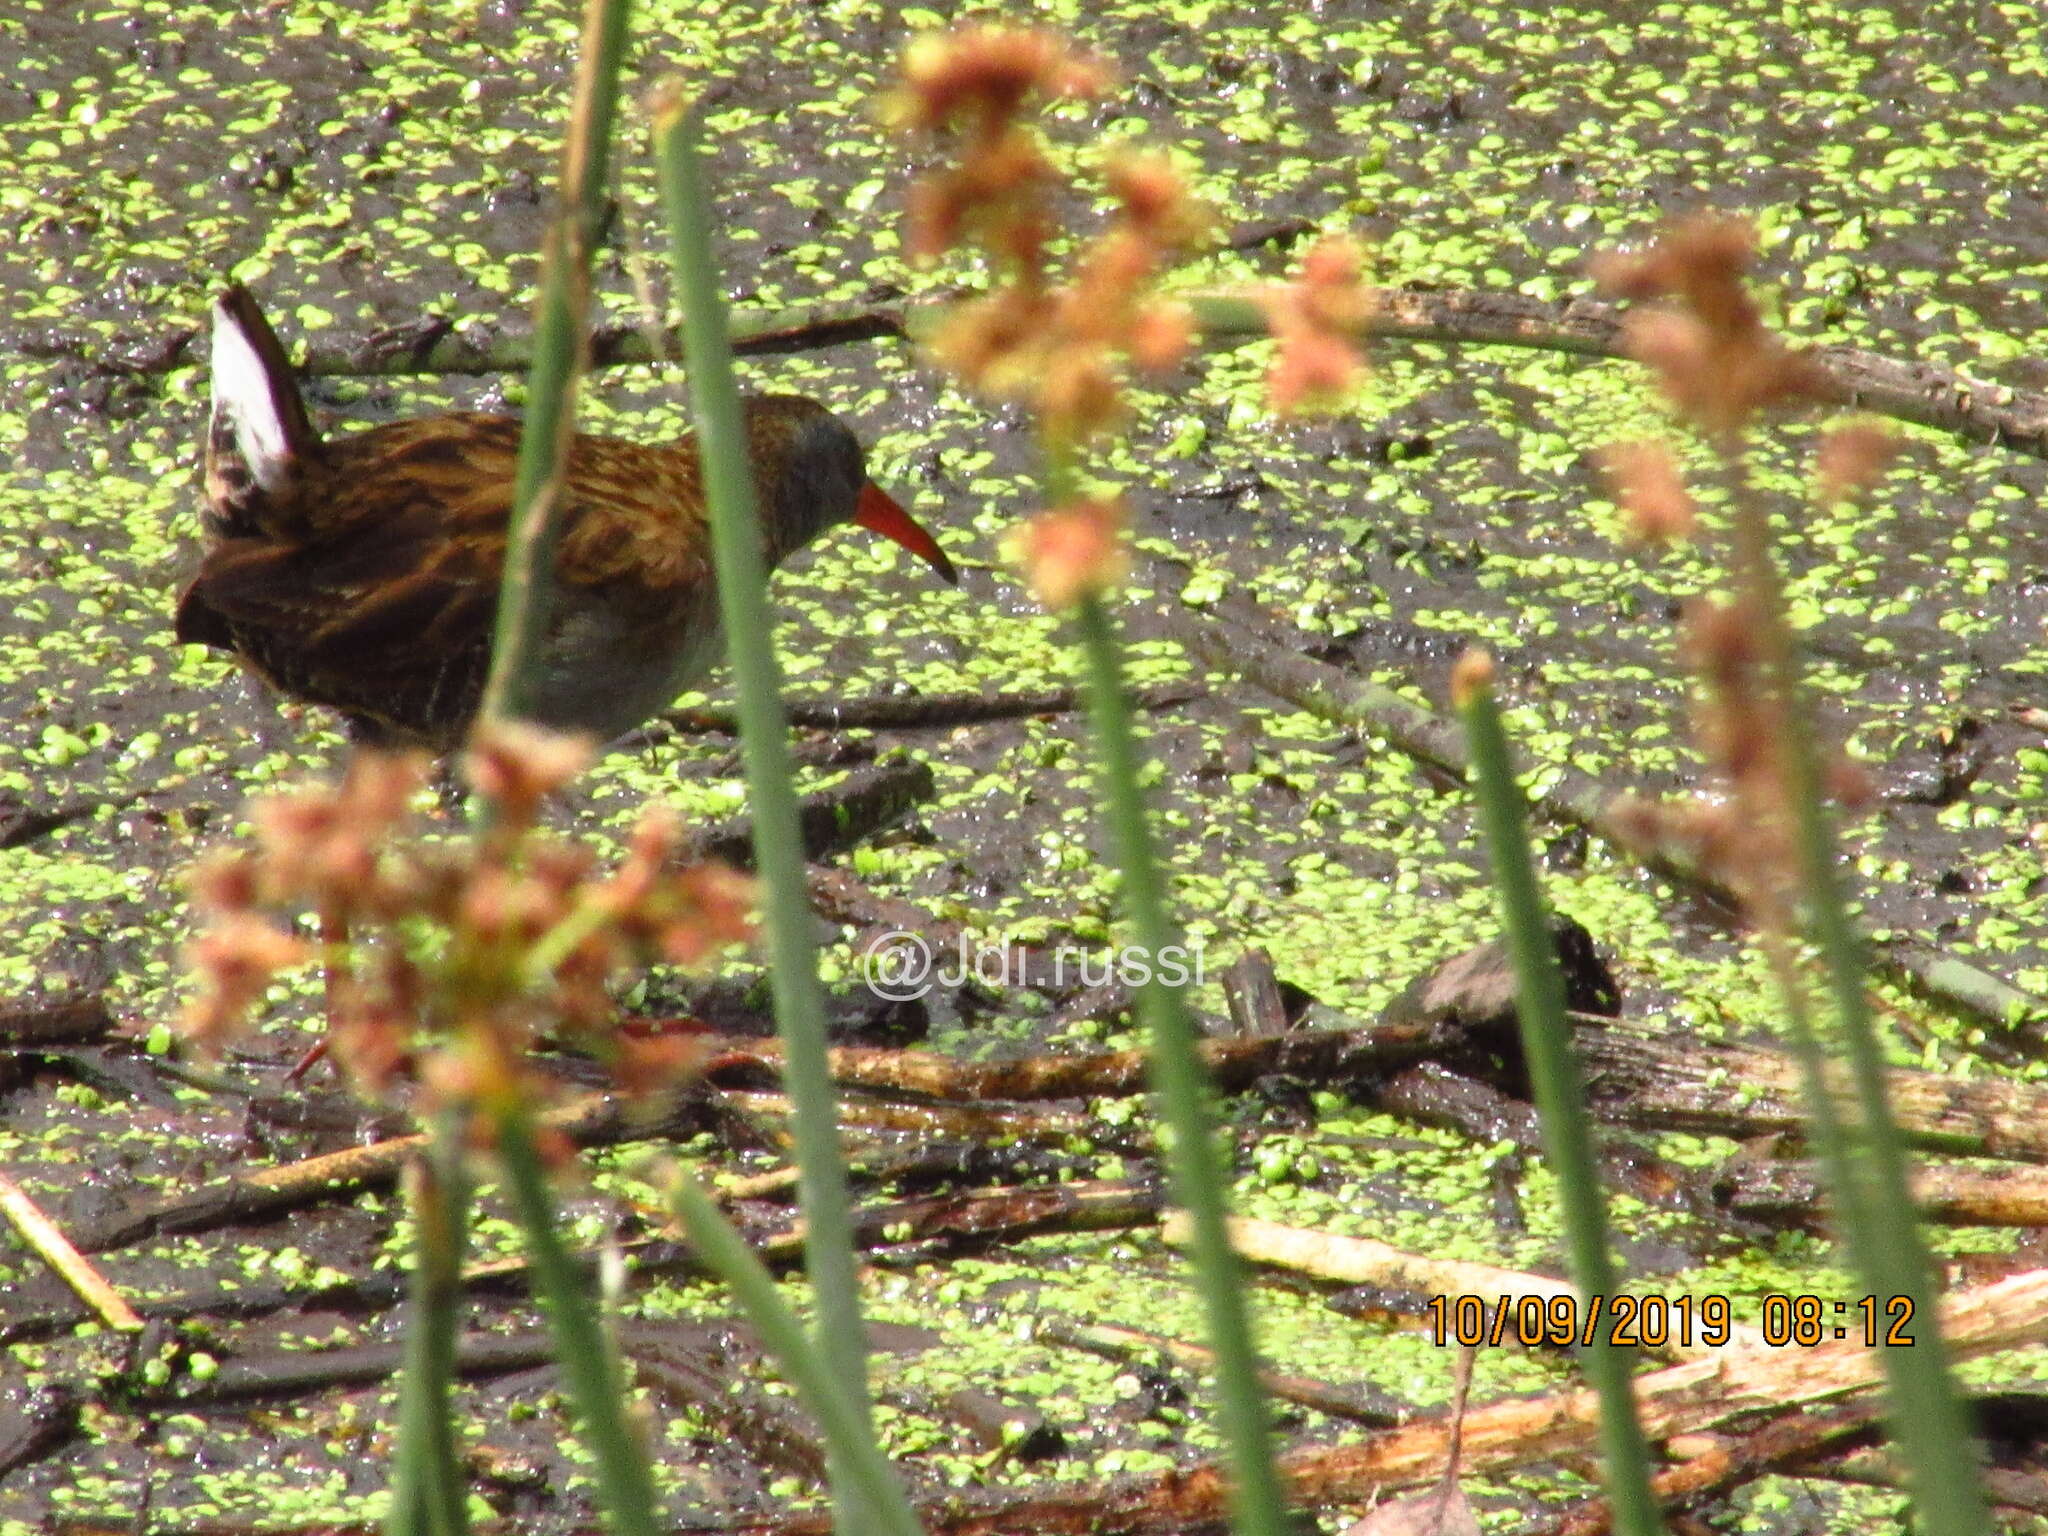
744,395 -> 957,585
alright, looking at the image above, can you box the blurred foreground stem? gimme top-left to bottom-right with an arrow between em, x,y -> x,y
479,0 -> 635,733
651,88 -> 877,1528
395,1 -> 634,1526
385,1114 -> 471,1536
1719,455 -> 1988,1536
667,1174 -> 922,1536
495,1102 -> 662,1536
1070,591 -> 1289,1536
1458,665 -> 1663,1536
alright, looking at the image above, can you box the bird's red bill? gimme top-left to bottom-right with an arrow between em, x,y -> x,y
855,482 -> 958,585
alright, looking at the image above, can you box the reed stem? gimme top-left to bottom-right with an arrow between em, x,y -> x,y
1458,667 -> 1664,1536
495,1100 -> 664,1536
667,1173 -> 923,1536
1070,592 -> 1290,1536
383,1115 -> 471,1536
479,0 -> 635,731
650,87 -> 876,1528
1718,455 -> 1989,1536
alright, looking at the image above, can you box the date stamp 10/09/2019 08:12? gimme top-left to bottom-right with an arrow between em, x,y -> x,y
1426,1292 -> 1920,1350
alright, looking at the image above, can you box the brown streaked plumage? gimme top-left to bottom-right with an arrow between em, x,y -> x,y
176,284 -> 956,753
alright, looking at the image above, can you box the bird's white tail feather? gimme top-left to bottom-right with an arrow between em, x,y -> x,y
211,296 -> 299,493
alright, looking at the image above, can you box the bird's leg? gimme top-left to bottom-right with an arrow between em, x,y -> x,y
285,903 -> 347,1084
430,758 -> 467,819
285,1032 -> 330,1082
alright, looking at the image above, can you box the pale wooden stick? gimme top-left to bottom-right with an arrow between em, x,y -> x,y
1165,1212 -> 1768,1358
0,1168 -> 142,1331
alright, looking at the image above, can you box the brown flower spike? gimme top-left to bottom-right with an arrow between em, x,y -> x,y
1815,420 -> 1897,504
921,146 -> 1208,446
180,725 -> 754,1113
1584,213 -> 1877,910
889,25 -> 1112,137
1261,235 -> 1374,415
1008,496 -> 1129,610
1591,214 -> 1827,438
1598,440 -> 1697,547
895,28 -> 1206,449
888,26 -> 1113,269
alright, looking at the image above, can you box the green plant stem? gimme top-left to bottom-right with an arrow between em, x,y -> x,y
1069,593 -> 1289,1536
1458,674 -> 1664,1536
525,893 -> 613,986
384,1113 -> 472,1536
494,1100 -> 662,1536
478,0 -> 634,733
650,90 -> 876,1521
1719,455 -> 1989,1536
666,1173 -> 923,1536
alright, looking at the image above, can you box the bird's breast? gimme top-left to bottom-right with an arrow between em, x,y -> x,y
521,583 -> 725,745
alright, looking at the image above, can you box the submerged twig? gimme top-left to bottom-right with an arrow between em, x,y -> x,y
72,1091 -> 701,1254
690,1016 -> 1452,1102
1161,1212 -> 1762,1360
75,287 -> 2048,459
661,680 -> 1200,735
678,756 -> 937,868
1545,1399 -> 1882,1536
1038,1316 -> 1412,1427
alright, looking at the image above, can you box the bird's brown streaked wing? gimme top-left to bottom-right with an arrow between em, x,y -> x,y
555,434 -> 715,594
182,514 -> 499,649
296,415 -> 711,598
292,416 -> 680,667
297,412 -> 524,540
299,554 -> 501,667
175,534 -> 499,749
276,414 -> 521,662
177,421 -> 519,741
